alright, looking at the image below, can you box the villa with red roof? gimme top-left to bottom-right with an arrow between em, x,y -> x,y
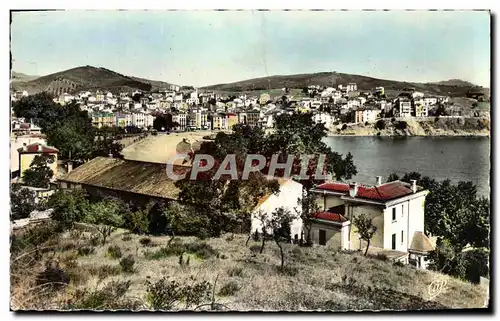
308,176 -> 434,269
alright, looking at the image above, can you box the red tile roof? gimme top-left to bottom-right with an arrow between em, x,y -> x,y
17,143 -> 58,154
312,212 -> 348,223
315,181 -> 420,202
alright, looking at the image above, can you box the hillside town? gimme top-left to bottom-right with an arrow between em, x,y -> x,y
11,81 -> 490,134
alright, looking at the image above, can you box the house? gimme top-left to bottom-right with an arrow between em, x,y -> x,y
172,112 -> 187,131
251,178 -> 304,241
312,112 -> 335,129
308,177 -> 434,269
92,113 -> 116,128
116,113 -> 133,128
396,98 -> 412,117
347,83 -> 358,92
353,107 -> 378,124
58,156 -> 302,238
17,143 -> 59,180
132,112 -> 154,129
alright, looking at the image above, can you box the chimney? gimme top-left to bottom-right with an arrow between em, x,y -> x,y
376,176 -> 382,186
108,151 -> 113,158
22,143 -> 27,152
349,182 -> 359,198
37,144 -> 42,152
67,161 -> 73,174
410,179 -> 417,193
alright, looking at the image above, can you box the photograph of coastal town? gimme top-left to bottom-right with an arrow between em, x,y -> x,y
9,10 -> 490,311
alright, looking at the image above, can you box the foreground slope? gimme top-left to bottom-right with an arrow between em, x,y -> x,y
11,226 -> 488,311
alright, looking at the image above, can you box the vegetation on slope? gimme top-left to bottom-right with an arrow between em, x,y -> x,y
10,227 -> 488,311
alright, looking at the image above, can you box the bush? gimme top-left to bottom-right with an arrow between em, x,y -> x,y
341,124 -> 347,130
106,245 -> 123,259
249,244 -> 261,253
218,281 -> 240,297
124,209 -> 150,235
375,119 -> 386,130
36,261 -> 70,291
119,255 -> 135,273
89,234 -> 101,247
145,276 -> 211,310
67,280 -> 137,310
395,121 -> 408,130
227,266 -> 244,277
145,241 -> 218,260
77,246 -> 95,256
122,234 -> 133,242
47,189 -> 89,229
11,222 -> 61,253
87,264 -> 122,279
139,237 -> 152,247
276,265 -> 299,276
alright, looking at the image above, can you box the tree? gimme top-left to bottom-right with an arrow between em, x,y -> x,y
47,189 -> 89,229
83,200 -> 125,244
10,184 -> 37,221
297,190 -> 320,245
353,214 -> 377,256
23,154 -> 55,188
267,207 -> 296,268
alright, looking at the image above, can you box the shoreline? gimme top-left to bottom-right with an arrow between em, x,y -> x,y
327,132 -> 490,138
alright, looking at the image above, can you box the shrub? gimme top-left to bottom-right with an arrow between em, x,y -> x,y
249,244 -> 261,254
36,261 -> 70,291
11,222 -> 61,253
218,281 -> 240,297
139,237 -> 152,247
145,276 -> 211,310
119,255 -> 135,273
227,266 -> 244,277
124,209 -> 150,235
252,230 -> 260,242
395,121 -> 408,130
375,119 -> 386,130
341,124 -> 347,130
106,245 -> 123,259
391,117 -> 396,122
276,265 -> 299,276
145,241 -> 218,260
67,280 -> 137,310
87,264 -> 122,279
89,234 -> 101,247
47,189 -> 89,229
77,246 -> 95,256
122,234 -> 133,242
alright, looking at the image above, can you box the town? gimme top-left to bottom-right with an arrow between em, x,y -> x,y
10,80 -> 490,135
9,9 -> 490,313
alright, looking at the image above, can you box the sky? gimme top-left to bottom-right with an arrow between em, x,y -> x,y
11,10 -> 490,87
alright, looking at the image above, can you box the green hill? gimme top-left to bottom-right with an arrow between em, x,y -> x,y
202,72 -> 487,98
10,66 -> 176,95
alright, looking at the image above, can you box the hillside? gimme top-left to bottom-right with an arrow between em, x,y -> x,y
332,117 -> 490,137
427,79 -> 477,87
11,71 -> 39,83
11,225 -> 488,311
10,66 -> 160,95
129,76 -> 175,92
202,72 -> 487,98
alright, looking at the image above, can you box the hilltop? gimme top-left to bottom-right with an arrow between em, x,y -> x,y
10,66 -> 176,95
11,71 -> 40,83
202,71 -> 488,98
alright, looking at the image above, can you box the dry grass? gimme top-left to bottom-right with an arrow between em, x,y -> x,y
10,227 -> 488,311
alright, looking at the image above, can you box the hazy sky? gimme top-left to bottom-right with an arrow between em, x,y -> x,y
11,10 -> 490,87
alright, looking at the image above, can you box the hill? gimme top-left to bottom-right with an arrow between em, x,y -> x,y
129,76 -> 175,92
11,225 -> 488,311
427,79 -> 477,87
202,72 -> 487,98
11,71 -> 40,83
10,66 -> 176,95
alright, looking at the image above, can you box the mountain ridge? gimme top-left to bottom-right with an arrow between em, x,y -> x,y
10,66 -> 177,95
201,71 -> 488,97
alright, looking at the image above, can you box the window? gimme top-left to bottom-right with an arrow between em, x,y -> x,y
392,208 -> 396,221
401,204 -> 404,217
392,234 -> 396,250
401,231 -> 404,244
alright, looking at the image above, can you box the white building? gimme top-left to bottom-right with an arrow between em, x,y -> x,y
312,112 -> 335,129
424,97 -> 438,106
132,112 -> 154,129
309,178 -> 434,269
251,178 -> 304,241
